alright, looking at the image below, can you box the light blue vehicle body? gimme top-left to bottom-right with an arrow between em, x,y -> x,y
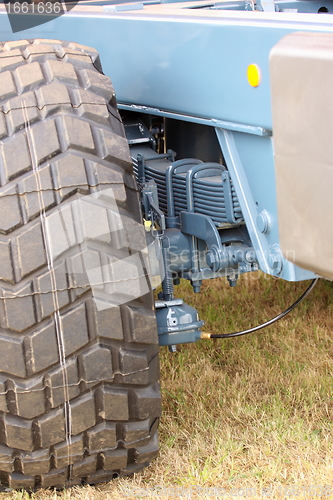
0,0 -> 331,287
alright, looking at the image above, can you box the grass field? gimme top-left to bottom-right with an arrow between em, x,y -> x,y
2,273 -> 333,500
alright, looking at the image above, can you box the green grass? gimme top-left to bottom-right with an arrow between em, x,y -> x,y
2,273 -> 333,499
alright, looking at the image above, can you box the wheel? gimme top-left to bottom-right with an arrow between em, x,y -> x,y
0,39 -> 161,490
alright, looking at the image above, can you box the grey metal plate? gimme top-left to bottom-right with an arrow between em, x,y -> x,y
270,32 -> 333,279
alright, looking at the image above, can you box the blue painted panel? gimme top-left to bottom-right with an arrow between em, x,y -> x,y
1,7 -> 333,130
0,5 -> 325,281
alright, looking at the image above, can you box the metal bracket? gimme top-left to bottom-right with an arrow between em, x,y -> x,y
180,211 -> 258,273
180,211 -> 223,254
142,181 -> 166,230
180,211 -> 226,271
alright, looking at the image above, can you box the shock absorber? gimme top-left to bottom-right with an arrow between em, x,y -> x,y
160,235 -> 174,301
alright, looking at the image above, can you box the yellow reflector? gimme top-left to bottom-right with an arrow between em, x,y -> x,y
247,64 -> 261,87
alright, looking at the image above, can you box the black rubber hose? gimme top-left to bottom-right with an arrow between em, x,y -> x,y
209,278 -> 319,339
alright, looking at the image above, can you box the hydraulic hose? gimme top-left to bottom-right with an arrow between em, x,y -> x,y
201,278 -> 319,339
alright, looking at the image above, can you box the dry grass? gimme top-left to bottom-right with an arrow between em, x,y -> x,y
2,273 -> 333,499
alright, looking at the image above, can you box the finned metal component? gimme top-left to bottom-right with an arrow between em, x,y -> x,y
128,120 -> 258,292
135,150 -> 176,183
131,146 -> 243,228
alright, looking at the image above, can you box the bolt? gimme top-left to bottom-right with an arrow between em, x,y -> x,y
191,279 -> 202,293
256,210 -> 271,234
268,254 -> 279,269
245,250 -> 256,263
228,276 -> 238,287
206,251 -> 215,268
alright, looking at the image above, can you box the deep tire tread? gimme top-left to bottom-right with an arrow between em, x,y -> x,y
0,40 -> 161,490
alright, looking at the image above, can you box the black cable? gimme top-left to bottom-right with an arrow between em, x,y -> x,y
209,278 -> 319,339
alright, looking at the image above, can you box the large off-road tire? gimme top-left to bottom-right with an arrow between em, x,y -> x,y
0,39 -> 161,490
